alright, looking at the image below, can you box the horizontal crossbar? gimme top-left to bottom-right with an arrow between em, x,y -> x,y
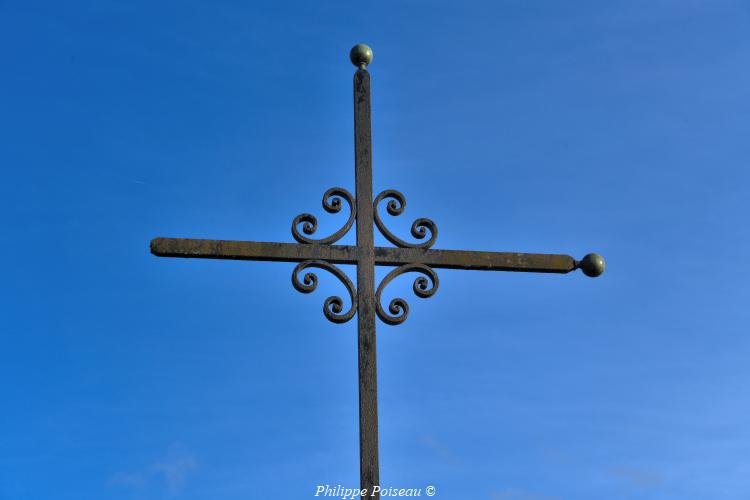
151,237 -> 576,274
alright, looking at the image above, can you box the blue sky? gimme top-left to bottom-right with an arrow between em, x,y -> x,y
1,1 -> 749,499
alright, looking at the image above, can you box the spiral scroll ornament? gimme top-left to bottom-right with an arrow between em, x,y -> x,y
373,190 -> 438,249
292,260 -> 357,324
292,187 -> 356,245
375,264 -> 439,325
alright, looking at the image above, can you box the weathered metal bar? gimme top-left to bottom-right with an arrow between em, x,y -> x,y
151,237 -> 576,274
150,237 -> 358,263
375,246 -> 576,273
353,62 -> 380,499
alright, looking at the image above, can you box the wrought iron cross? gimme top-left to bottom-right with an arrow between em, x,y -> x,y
150,44 -> 605,498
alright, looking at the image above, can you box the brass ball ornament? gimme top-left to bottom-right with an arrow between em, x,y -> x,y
350,43 -> 373,68
578,253 -> 606,278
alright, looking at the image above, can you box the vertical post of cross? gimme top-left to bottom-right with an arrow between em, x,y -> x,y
351,44 -> 379,499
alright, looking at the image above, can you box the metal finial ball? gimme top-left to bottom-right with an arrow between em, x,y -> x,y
578,253 -> 605,278
350,44 -> 373,68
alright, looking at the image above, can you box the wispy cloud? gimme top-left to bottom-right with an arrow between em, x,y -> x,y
151,443 -> 197,496
108,442 -> 196,497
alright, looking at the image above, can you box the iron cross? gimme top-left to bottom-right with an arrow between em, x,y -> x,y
150,44 -> 605,499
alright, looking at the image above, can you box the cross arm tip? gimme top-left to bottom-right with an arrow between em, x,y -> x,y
150,237 -> 166,256
150,237 -> 184,257
575,253 -> 606,277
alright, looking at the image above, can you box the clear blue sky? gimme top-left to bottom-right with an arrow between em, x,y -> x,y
2,1 -> 749,499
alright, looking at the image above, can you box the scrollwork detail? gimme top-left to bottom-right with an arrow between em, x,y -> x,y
292,260 -> 357,324
292,187 -> 355,245
373,189 -> 438,249
375,264 -> 439,325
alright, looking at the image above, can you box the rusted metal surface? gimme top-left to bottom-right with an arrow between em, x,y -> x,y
291,260 -> 357,323
375,264 -> 439,325
150,237 -> 358,263
353,67 -> 380,499
373,189 -> 438,249
151,237 -> 575,273
291,187 -> 356,245
149,43 -> 604,500
375,246 -> 575,273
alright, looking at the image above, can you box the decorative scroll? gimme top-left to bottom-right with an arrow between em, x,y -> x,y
375,264 -> 439,325
292,187 -> 355,245
373,189 -> 438,249
292,260 -> 357,324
